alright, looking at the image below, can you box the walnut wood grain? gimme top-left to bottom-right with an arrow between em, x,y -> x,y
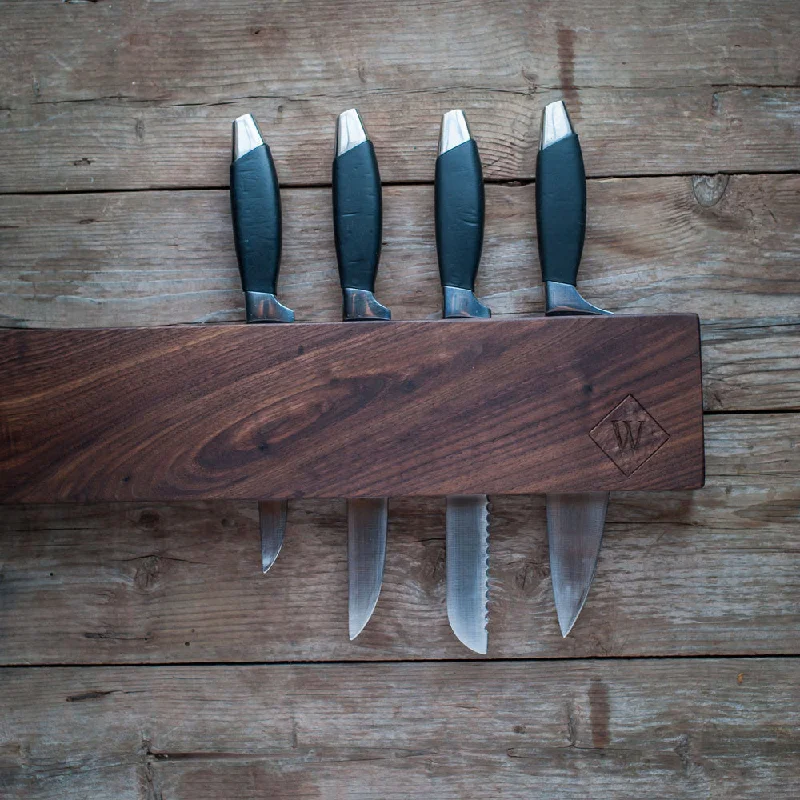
1,659 -> 797,798
0,317 -> 703,501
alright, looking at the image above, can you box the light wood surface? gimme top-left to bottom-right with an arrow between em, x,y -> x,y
0,0 -> 797,797
1,659 -> 798,799
1,1 -> 799,190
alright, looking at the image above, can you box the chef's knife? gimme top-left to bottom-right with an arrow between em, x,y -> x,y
436,110 -> 491,654
230,114 -> 293,573
333,109 -> 391,640
536,100 -> 611,637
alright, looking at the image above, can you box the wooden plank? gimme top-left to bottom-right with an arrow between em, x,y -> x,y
702,320 -> 800,411
3,87 -> 799,191
1,0 -> 798,190
1,659 -> 798,798
7,0 -> 798,102
1,176 -> 797,411
0,316 -> 704,501
0,414 -> 795,663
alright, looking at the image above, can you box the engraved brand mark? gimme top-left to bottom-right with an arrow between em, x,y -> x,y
590,395 -> 669,476
612,420 -> 643,452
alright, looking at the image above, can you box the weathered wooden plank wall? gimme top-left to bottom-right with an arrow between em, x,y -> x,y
2,1 -> 799,189
1,0 -> 798,797
2,660 -> 798,799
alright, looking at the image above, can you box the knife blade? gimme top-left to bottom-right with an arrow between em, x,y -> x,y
230,113 -> 293,573
333,109 -> 391,640
446,495 -> 489,654
435,110 -> 491,654
536,99 -> 612,637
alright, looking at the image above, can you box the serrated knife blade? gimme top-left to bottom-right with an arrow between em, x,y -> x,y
436,111 -> 492,653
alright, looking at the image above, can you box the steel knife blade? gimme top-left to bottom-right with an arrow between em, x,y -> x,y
333,109 -> 391,640
446,495 -> 489,654
536,100 -> 612,636
347,497 -> 388,641
435,110 -> 491,654
230,114 -> 293,573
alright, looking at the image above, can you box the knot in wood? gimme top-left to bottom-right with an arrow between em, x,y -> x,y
692,174 -> 730,207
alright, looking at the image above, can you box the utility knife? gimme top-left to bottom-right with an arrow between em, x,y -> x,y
435,110 -> 491,654
230,113 -> 293,573
536,100 -> 611,636
333,109 -> 391,640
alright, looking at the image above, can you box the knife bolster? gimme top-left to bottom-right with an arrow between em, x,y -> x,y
342,288 -> 391,321
244,291 -> 295,323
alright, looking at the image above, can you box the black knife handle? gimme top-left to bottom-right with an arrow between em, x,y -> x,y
230,143 -> 282,295
535,133 -> 586,286
332,140 -> 382,292
435,140 -> 484,291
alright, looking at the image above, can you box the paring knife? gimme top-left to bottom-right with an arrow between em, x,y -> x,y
435,110 -> 491,655
230,114 -> 294,573
333,109 -> 391,641
536,100 -> 611,637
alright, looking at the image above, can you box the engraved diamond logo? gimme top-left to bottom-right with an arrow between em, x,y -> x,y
590,395 -> 669,476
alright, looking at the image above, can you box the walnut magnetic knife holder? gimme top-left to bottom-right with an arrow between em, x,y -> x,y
0,315 -> 704,503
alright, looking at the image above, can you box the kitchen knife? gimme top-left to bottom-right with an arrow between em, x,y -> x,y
230,113 -> 293,573
536,100 -> 611,637
333,109 -> 391,640
436,110 -> 491,654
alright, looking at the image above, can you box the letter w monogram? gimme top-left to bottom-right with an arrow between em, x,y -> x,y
612,420 -> 643,452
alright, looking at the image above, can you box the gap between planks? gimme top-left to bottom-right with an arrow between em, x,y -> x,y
2,169 -> 800,197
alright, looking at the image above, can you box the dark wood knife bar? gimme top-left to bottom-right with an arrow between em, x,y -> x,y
0,314 -> 704,503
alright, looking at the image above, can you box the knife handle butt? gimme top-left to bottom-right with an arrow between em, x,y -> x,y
435,139 -> 485,292
535,133 -> 586,287
333,140 -> 383,293
230,143 -> 283,296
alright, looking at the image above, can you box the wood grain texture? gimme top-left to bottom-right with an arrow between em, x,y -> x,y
1,659 -> 798,799
3,87 -> 799,192
3,176 -> 798,329
0,0 -> 798,796
1,1 -> 798,190
0,415 -> 795,664
0,316 -> 704,501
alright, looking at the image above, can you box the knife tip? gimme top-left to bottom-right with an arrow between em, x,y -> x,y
348,618 -> 366,641
232,113 -> 264,161
259,500 -> 287,573
349,597 -> 380,641
539,100 -> 574,150
261,549 -> 281,574
439,109 -> 472,155
336,108 -> 369,157
558,611 -> 578,638
448,615 -> 488,654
